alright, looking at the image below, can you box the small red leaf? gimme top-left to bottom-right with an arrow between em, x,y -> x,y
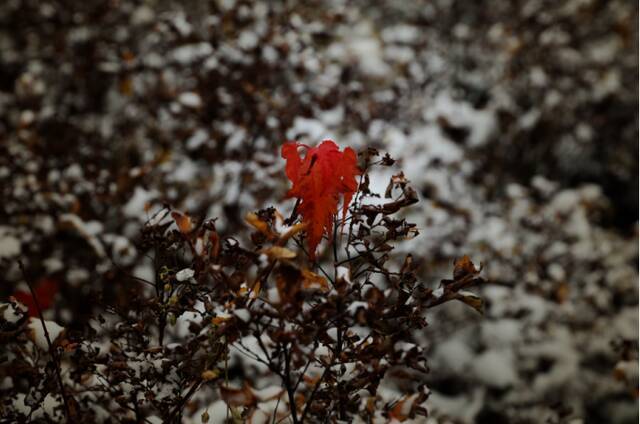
14,277 -> 59,317
281,140 -> 360,259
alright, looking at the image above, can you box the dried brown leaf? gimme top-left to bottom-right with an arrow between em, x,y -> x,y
245,212 -> 275,239
455,291 -> 485,315
171,211 -> 193,234
261,246 -> 297,260
301,269 -> 330,292
219,382 -> 257,407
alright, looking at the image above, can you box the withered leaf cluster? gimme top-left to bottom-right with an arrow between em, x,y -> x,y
2,150 -> 484,423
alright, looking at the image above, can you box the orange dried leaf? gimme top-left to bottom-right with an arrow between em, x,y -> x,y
249,281 -> 261,299
389,394 -> 419,421
301,269 -> 330,292
245,212 -> 273,237
219,383 -> 257,407
555,282 -> 570,303
453,255 -> 479,280
211,315 -> 231,326
303,374 -> 322,386
260,246 -> 297,260
171,211 -> 193,234
119,77 -> 133,96
277,222 -> 308,245
60,338 -> 79,352
201,369 -> 220,381
209,231 -> 220,260
455,291 -> 485,315
366,397 -> 377,414
281,140 -> 360,260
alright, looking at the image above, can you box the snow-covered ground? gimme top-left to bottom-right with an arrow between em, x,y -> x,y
1,0 -> 637,422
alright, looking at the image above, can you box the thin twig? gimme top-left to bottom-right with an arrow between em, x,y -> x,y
299,366 -> 330,422
271,394 -> 282,424
282,345 -> 299,424
167,378 -> 202,423
291,237 -> 334,286
18,260 -> 74,423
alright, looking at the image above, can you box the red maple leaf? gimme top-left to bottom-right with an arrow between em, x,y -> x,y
281,140 -> 360,259
13,277 -> 59,318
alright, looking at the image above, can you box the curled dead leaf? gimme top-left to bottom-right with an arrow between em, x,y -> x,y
219,382 -> 257,407
389,393 -> 419,421
261,246 -> 297,260
249,281 -> 261,299
277,222 -> 307,246
555,282 -> 570,303
453,255 -> 480,281
209,231 -> 220,260
245,212 -> 276,239
171,211 -> 193,234
303,374 -> 322,387
201,369 -> 220,381
455,291 -> 484,315
211,314 -> 232,326
385,172 -> 409,199
301,269 -> 330,292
